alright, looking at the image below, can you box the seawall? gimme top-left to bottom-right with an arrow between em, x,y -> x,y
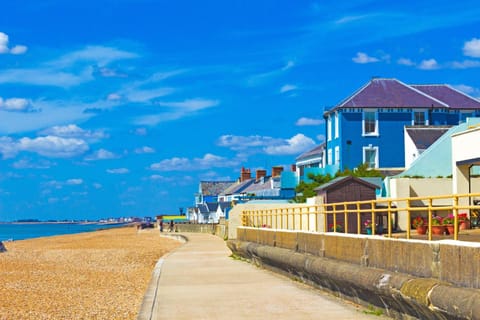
227,227 -> 480,320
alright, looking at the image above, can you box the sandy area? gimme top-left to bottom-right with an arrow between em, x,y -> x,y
0,226 -> 181,320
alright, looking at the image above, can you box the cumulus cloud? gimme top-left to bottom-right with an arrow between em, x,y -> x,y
463,38 -> 480,58
106,168 -> 129,174
66,178 -> 83,185
150,153 -> 239,171
450,60 -> 480,69
0,32 -> 28,55
12,159 -> 55,169
0,135 -> 89,159
217,134 -> 281,151
295,117 -> 324,126
40,124 -> 108,141
0,97 -> 33,112
418,59 -> 439,70
352,52 -> 379,64
264,134 -> 316,155
84,148 -> 118,161
134,146 -> 155,154
107,93 -> 122,101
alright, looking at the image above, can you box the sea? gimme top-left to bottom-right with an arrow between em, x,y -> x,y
0,223 -> 128,242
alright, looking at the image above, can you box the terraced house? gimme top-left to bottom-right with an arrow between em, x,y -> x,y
322,78 -> 480,175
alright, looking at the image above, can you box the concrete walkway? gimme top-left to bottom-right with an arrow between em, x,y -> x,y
139,233 -> 387,320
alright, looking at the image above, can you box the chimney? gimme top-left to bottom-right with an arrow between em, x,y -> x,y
240,167 -> 251,182
291,164 -> 297,172
255,169 -> 267,180
272,166 -> 284,177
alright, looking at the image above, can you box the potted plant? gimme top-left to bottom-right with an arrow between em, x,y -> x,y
458,213 -> 470,230
364,219 -> 372,235
431,216 -> 445,235
329,224 -> 343,232
412,216 -> 427,235
442,214 -> 455,235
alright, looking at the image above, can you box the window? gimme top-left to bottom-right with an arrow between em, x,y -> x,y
334,112 -> 339,138
363,146 -> 379,169
327,149 -> 332,165
334,146 -> 340,165
327,116 -> 332,141
413,111 -> 426,125
363,110 -> 378,135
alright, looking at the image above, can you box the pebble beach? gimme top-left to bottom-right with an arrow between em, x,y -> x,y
0,226 -> 180,320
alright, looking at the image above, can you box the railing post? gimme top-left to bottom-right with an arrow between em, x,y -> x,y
324,204 -> 327,233
333,205 -> 337,232
406,199 -> 411,239
357,202 -> 361,235
387,200 -> 392,238
428,198 -> 432,241
454,195 -> 459,241
344,203 -> 348,233
371,200 -> 375,235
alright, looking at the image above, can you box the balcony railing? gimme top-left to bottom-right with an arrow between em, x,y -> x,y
241,193 -> 480,241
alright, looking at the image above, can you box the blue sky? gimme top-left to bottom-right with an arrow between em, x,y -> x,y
1,0 -> 480,221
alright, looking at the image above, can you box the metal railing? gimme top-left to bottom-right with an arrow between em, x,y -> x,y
241,193 -> 480,241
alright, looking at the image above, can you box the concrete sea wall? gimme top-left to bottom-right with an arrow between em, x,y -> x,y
228,227 -> 480,320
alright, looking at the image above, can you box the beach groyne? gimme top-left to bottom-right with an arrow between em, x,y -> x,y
227,227 -> 480,320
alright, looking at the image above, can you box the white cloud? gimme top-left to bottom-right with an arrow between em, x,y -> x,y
280,84 -> 298,93
0,32 -> 27,55
92,183 -> 102,189
451,60 -> 480,69
295,117 -> 324,126
397,58 -> 415,66
316,134 -> 326,142
107,93 -> 122,101
264,134 -> 316,155
12,159 -> 55,169
134,128 -> 147,136
54,45 -> 138,68
0,68 -> 92,87
418,59 -> 439,70
10,45 -> 28,55
0,97 -> 33,112
126,87 -> 175,102
463,38 -> 480,58
158,98 -> 220,110
66,179 -> 83,185
40,124 -> 108,141
134,146 -> 155,154
106,168 -> 129,174
217,134 -> 281,151
281,60 -> 295,71
150,153 -> 239,171
352,52 -> 379,64
85,148 -> 118,161
248,60 -> 296,86
0,135 -> 89,159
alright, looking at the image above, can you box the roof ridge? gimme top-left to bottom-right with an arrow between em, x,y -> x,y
444,84 -> 480,104
395,79 -> 450,108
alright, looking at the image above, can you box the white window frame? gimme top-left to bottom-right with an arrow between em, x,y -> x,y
334,146 -> 340,165
363,145 -> 379,169
327,116 -> 332,141
334,112 -> 339,138
362,109 -> 378,136
327,148 -> 332,165
413,110 -> 427,126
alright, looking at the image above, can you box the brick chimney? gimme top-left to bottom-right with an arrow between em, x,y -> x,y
272,166 -> 284,177
255,169 -> 267,180
240,167 -> 251,182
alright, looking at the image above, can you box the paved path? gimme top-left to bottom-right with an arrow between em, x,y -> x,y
139,233 -> 387,320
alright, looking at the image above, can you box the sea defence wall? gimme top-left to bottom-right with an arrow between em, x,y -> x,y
172,223 -> 228,239
227,227 -> 480,320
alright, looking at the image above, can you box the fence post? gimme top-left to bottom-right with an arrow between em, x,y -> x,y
453,196 -> 459,241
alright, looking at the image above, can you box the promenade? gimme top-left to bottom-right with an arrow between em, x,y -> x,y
138,233 -> 388,320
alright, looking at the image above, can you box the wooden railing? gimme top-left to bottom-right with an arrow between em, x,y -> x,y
241,193 -> 480,241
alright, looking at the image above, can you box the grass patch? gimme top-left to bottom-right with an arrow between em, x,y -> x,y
363,305 -> 383,316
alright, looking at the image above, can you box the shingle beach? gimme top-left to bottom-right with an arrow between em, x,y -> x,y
0,226 -> 180,319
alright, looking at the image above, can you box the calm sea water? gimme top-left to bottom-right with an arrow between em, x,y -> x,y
0,223 -> 127,241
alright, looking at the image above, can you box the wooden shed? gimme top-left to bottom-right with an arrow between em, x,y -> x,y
315,176 -> 380,233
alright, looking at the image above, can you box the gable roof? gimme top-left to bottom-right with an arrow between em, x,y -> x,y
296,143 -> 325,161
336,78 -> 448,110
200,181 -> 235,196
405,126 -> 451,150
411,85 -> 480,109
314,176 -> 380,192
205,202 -> 218,212
220,178 -> 255,196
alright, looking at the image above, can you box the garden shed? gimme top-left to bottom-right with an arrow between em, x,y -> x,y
314,176 -> 387,233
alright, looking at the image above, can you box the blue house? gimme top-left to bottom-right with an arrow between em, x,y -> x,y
322,78 -> 480,175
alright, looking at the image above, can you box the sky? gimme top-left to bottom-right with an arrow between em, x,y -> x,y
1,0 -> 480,221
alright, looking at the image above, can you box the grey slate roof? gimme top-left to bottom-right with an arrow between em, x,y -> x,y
243,177 -> 277,193
329,78 -> 480,113
412,85 -> 480,109
220,179 -> 255,196
405,126 -> 451,150
200,181 -> 235,196
296,143 -> 325,161
314,176 -> 380,192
